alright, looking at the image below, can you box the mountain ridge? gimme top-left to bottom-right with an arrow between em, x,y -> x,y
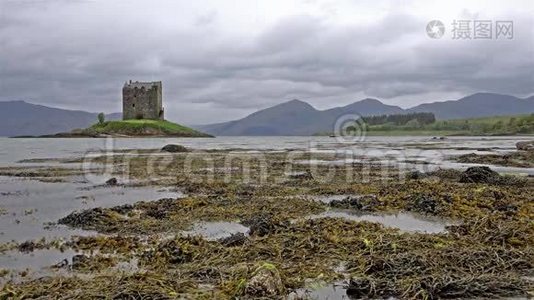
2,92 -> 534,136
0,100 -> 121,137
196,93 -> 534,136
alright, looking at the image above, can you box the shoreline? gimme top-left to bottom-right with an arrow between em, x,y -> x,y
0,139 -> 533,299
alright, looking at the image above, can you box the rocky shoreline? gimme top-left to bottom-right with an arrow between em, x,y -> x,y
455,140 -> 534,168
0,145 -> 533,299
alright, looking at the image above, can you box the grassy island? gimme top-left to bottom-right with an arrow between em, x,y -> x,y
88,119 -> 212,137
29,119 -> 213,138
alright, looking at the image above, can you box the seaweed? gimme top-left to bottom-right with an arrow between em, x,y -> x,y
329,195 -> 379,210
2,148 -> 533,299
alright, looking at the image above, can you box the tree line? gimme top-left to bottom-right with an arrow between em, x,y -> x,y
362,112 -> 436,126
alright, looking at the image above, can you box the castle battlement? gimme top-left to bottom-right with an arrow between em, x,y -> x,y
124,80 -> 161,90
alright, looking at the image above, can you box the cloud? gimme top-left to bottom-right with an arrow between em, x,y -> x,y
0,0 -> 533,124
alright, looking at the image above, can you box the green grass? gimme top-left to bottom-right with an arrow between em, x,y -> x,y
90,119 -> 212,137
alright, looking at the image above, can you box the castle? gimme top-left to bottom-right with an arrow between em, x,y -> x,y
122,80 -> 164,120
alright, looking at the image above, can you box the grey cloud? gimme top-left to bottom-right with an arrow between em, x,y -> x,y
0,2 -> 533,124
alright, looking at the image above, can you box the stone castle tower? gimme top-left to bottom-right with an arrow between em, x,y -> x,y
122,80 -> 164,120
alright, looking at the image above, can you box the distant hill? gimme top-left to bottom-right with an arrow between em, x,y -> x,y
0,101 -> 121,137
3,93 -> 534,137
407,93 -> 534,119
199,98 -> 403,136
197,93 -> 534,136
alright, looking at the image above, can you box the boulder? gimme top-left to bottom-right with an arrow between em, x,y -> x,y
218,232 -> 248,247
459,166 -> 500,184
242,215 -> 278,237
17,241 -> 36,253
516,141 -> 534,151
105,177 -> 118,186
52,258 -> 69,269
244,263 -> 285,297
346,277 -> 374,298
58,207 -> 110,228
161,144 -> 189,153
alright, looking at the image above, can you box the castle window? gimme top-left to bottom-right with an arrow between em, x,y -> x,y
132,104 -> 135,108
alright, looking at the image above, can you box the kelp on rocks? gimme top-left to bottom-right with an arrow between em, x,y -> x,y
1,149 -> 533,299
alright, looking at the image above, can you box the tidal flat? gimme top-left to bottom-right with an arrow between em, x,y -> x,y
0,137 -> 533,299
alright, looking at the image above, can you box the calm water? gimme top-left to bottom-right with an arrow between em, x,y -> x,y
0,136 -> 528,163
1,136 -> 532,173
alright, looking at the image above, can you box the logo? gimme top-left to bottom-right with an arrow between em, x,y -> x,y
426,20 -> 445,39
333,114 -> 367,143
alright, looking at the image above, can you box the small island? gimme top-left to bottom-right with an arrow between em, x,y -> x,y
30,80 -> 212,138
54,119 -> 212,138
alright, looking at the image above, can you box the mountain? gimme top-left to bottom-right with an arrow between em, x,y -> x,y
408,93 -> 534,119
197,93 -> 534,136
3,93 -> 534,137
0,101 -> 121,137
200,100 -> 321,136
198,98 -> 403,136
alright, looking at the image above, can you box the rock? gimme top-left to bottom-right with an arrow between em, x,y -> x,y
105,177 -> 118,186
459,166 -> 500,184
71,254 -> 90,270
288,170 -> 313,180
244,263 -> 285,297
242,215 -> 278,237
58,207 -> 110,228
516,141 -> 534,151
346,277 -> 374,298
218,232 -> 248,247
51,258 -> 69,269
110,204 -> 134,215
161,144 -> 189,153
406,170 -> 427,180
329,195 -> 379,210
409,195 -> 439,214
17,241 -> 36,253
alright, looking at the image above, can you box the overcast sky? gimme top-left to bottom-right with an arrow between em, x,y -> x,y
0,0 -> 533,124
